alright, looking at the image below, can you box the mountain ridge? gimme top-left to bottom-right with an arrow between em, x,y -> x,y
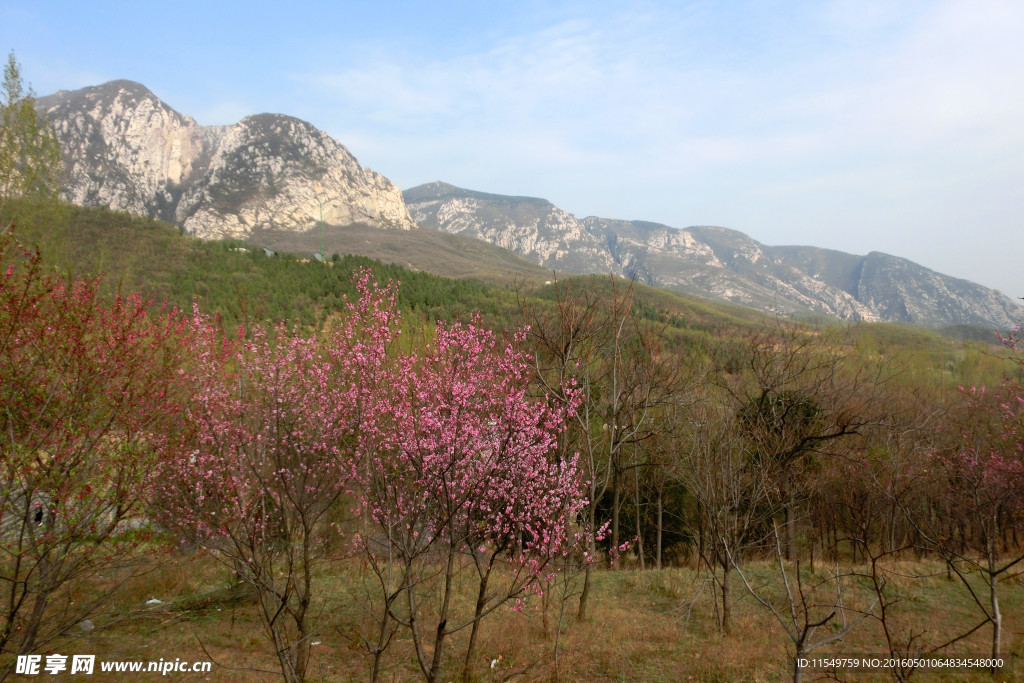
35,81 -> 1023,330
405,182 -> 1023,329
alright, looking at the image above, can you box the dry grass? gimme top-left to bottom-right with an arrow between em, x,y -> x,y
8,553 -> 1024,681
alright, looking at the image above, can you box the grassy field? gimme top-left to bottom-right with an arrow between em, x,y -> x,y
19,553 -> 1023,682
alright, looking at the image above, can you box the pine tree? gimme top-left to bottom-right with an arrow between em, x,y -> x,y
0,52 -> 64,239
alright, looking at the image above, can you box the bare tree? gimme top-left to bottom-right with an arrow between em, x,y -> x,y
727,526 -> 877,683
676,399 -> 774,633
717,319 -> 883,562
521,275 -> 680,618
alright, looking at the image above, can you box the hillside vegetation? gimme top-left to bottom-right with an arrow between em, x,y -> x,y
3,204 -> 1022,682
22,203 -> 1008,389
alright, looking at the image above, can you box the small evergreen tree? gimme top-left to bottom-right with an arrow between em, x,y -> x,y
0,52 -> 64,239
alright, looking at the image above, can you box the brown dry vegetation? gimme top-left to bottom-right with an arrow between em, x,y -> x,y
15,553 -> 1022,682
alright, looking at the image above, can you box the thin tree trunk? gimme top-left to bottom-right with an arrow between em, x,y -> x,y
292,532 -> 313,682
785,498 -> 795,562
721,560 -> 731,635
577,508 -> 596,621
20,548 -> 56,655
293,607 -> 309,682
991,571 -> 1002,661
656,487 -> 663,570
988,539 -> 1002,661
612,467 -> 621,569
578,562 -> 592,622
426,550 -> 456,683
697,500 -> 705,567
462,566 -> 491,682
370,605 -> 392,683
634,465 -> 645,571
407,579 -> 429,679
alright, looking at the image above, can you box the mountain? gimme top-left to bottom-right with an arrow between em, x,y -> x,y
36,82 -> 1021,329
38,81 -> 414,241
406,182 -> 1023,329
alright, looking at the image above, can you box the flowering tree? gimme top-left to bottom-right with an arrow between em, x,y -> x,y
357,319 -> 587,683
156,270 -> 399,683
0,235 -> 186,672
930,381 -> 1024,661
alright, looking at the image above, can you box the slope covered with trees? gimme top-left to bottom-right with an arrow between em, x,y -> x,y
4,201 -> 1023,680
4,57 -> 1024,680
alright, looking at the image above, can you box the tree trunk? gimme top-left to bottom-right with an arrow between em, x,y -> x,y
292,534 -> 313,682
988,540 -> 1002,662
887,504 -> 897,554
720,556 -> 732,635
991,571 -> 1002,661
634,465 -> 645,570
370,606 -> 391,683
407,579 -> 430,680
577,508 -> 596,621
656,487 -> 663,570
426,550 -> 456,683
612,467 -> 621,569
830,519 -> 838,563
578,562 -> 592,622
462,567 -> 491,682
293,610 -> 310,683
785,498 -> 795,562
792,651 -> 804,683
697,501 -> 705,567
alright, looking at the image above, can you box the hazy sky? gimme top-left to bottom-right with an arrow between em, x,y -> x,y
3,0 -> 1022,297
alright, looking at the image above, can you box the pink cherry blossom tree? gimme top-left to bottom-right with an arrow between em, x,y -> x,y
0,234 -> 188,672
155,270 -> 400,683
931,380 -> 1024,661
356,318 -> 587,683
900,324 -> 1024,665
927,325 -> 1024,662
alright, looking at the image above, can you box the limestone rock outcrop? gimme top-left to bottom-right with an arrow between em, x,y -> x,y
406,182 -> 1024,329
39,81 -> 415,240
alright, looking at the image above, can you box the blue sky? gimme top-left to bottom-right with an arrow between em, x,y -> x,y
3,0 -> 1022,298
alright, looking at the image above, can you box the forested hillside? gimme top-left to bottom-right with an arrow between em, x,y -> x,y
31,203 -> 1012,389
3,202 -> 1023,681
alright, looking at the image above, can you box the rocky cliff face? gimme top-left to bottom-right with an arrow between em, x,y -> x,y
39,81 -> 415,240
405,182 -> 615,273
406,182 -> 1024,329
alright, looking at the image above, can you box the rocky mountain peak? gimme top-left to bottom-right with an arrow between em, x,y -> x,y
40,80 -> 162,110
40,81 -> 416,239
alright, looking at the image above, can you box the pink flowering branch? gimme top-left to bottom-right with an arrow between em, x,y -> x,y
0,234 -> 190,668
919,375 -> 1024,662
155,269 -> 401,683
355,316 -> 587,683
